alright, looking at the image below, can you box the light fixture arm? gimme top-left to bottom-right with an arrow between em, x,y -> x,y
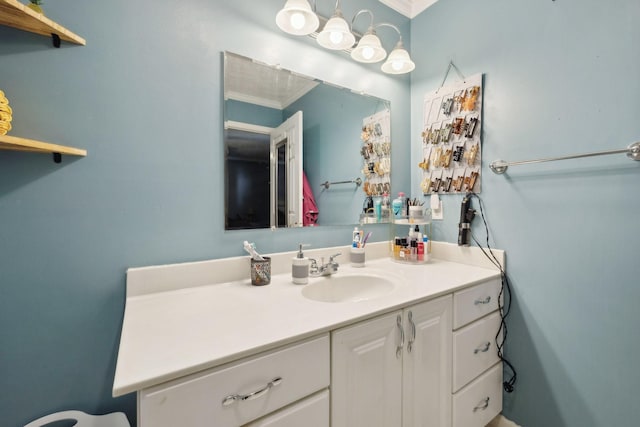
330,0 -> 343,17
351,9 -> 375,33
374,22 -> 404,46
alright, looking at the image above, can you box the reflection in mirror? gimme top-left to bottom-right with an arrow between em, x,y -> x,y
223,52 -> 390,230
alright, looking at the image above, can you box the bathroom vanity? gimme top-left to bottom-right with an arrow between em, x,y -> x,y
113,242 -> 504,427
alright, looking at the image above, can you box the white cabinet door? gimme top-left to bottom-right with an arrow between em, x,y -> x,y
331,311 -> 403,427
402,295 -> 453,427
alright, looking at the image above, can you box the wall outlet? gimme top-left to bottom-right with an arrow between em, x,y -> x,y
431,194 -> 443,220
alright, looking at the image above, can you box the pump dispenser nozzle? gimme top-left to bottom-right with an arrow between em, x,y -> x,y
297,243 -> 307,259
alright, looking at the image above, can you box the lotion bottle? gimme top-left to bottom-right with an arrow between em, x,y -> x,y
392,192 -> 406,217
417,232 -> 425,262
352,227 -> 361,247
292,244 -> 310,285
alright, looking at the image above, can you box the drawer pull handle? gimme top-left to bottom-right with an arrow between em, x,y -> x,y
222,377 -> 283,407
407,311 -> 416,353
474,342 -> 491,354
473,397 -> 490,412
474,296 -> 491,305
396,314 -> 404,358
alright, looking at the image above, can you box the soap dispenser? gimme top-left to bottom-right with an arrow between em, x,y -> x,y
292,244 -> 310,285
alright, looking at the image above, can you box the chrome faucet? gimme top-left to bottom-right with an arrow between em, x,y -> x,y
309,253 -> 341,277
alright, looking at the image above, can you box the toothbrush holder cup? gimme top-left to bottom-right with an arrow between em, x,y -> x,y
350,247 -> 365,267
250,257 -> 271,286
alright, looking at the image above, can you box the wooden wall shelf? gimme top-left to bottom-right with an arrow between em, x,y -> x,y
0,134 -> 87,163
0,0 -> 85,46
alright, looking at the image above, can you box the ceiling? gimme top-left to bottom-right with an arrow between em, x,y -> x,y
224,53 -> 319,110
378,0 -> 439,19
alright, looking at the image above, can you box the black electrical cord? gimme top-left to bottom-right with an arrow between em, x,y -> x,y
466,192 -> 517,393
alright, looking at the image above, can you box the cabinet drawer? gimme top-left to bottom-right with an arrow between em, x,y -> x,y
452,311 -> 502,392
243,389 -> 329,427
139,335 -> 330,427
453,278 -> 501,329
452,363 -> 502,427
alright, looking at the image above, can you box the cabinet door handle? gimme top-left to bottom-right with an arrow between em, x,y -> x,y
222,377 -> 283,407
474,296 -> 491,305
473,397 -> 490,412
407,311 -> 416,353
396,314 -> 404,358
474,342 -> 491,354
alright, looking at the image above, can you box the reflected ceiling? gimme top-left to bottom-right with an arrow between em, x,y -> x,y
224,54 -> 319,109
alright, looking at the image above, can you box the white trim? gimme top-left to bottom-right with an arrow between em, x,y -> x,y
224,120 -> 273,135
225,90 -> 284,110
378,0 -> 439,19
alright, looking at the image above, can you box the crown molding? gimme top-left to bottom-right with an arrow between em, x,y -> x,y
378,0 -> 439,19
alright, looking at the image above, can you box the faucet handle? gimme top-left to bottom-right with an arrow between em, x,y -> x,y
329,253 -> 342,262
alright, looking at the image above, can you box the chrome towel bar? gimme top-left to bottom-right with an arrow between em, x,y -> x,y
320,178 -> 362,189
490,142 -> 640,174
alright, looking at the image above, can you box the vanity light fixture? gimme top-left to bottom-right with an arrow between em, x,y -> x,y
276,0 -> 320,36
275,1 -> 415,74
380,27 -> 415,74
350,10 -> 386,63
316,0 -> 356,50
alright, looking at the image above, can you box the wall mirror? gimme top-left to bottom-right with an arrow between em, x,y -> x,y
223,51 -> 391,230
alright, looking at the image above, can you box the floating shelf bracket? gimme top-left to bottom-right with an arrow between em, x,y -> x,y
0,134 -> 87,163
0,0 -> 86,47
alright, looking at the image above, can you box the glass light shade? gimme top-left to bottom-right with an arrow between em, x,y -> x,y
276,0 -> 319,36
351,31 -> 387,63
317,12 -> 356,50
381,44 -> 415,74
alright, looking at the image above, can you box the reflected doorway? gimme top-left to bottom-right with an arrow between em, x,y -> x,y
224,127 -> 270,229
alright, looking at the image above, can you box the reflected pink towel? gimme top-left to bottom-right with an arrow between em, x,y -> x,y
302,172 -> 319,226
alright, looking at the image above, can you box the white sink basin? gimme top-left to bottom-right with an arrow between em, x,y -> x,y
302,274 -> 395,303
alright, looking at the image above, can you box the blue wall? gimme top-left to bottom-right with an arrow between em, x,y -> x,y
9,0 -> 637,426
0,0 -> 409,425
225,99 -> 284,128
411,0 -> 640,426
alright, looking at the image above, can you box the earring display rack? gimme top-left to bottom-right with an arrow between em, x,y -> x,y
419,72 -> 483,195
360,109 -> 391,198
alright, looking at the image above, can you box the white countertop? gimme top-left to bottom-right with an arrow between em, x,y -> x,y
112,242 -> 503,397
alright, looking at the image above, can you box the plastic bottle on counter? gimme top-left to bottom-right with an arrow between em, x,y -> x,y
392,192 -> 407,217
352,227 -> 361,247
374,197 -> 382,222
292,244 -> 310,285
422,235 -> 430,262
381,193 -> 391,220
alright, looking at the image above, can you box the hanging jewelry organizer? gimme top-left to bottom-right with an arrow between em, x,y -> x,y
420,62 -> 483,195
361,109 -> 391,198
